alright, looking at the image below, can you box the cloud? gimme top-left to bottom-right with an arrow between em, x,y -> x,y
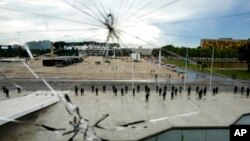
0,0 -> 249,47
0,0 -> 6,4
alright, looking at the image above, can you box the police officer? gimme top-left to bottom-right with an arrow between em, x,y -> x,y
247,87 -> 250,97
164,85 -> 167,92
133,88 -> 135,97
3,87 -> 9,98
234,86 -> 238,94
199,90 -> 203,100
95,88 -> 98,96
171,86 -> 175,92
137,85 -> 140,93
80,88 -> 84,96
203,86 -> 207,96
147,87 -> 150,94
114,88 -> 117,96
241,86 -> 244,94
146,92 -> 150,102
103,85 -> 106,93
112,85 -> 115,93
215,86 -> 219,94
174,88 -> 178,96
125,86 -> 128,94
163,91 -> 167,101
17,87 -> 21,93
2,86 -> 6,95
145,85 -> 148,93
196,86 -> 199,94
212,88 -> 216,96
91,85 -> 94,93
75,85 -> 78,96
179,86 -> 182,94
6,88 -> 9,98
159,88 -> 162,96
171,91 -> 174,100
121,88 -> 124,96
188,86 -> 191,96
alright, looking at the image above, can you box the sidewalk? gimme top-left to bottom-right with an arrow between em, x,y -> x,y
0,90 -> 33,101
1,90 -> 250,140
0,91 -> 69,125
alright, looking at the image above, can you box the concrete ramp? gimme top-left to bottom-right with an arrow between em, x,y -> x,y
0,90 -> 69,126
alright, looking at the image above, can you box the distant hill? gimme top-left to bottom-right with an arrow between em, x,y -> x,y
26,40 -> 51,50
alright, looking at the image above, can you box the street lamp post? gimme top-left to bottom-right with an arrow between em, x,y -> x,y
159,48 -> 161,68
209,46 -> 215,92
184,47 -> 188,92
132,48 -> 134,90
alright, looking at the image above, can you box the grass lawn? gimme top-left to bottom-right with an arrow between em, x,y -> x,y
165,59 -> 250,80
213,69 -> 250,80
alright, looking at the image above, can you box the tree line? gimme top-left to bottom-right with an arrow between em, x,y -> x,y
1,42 -> 249,71
152,44 -> 250,71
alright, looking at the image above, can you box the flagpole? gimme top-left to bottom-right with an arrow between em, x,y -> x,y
159,48 -> 161,68
132,48 -> 134,90
209,46 -> 215,92
184,47 -> 188,92
158,47 -> 162,88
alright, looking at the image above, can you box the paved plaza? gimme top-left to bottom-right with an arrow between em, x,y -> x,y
0,91 -> 70,125
0,90 -> 250,141
0,57 -> 182,81
0,90 -> 33,101
1,0 -> 250,140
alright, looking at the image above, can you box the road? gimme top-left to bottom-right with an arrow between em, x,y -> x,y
0,78 -> 245,92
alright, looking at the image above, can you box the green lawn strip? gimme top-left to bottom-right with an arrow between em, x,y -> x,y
213,69 -> 250,80
165,59 -> 250,80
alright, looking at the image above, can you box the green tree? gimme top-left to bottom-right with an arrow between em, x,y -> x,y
238,43 -> 250,71
53,41 -> 66,50
0,45 -> 3,57
201,63 -> 208,71
197,60 -> 202,71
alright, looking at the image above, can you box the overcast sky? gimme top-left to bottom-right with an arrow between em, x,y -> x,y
0,0 -> 250,48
